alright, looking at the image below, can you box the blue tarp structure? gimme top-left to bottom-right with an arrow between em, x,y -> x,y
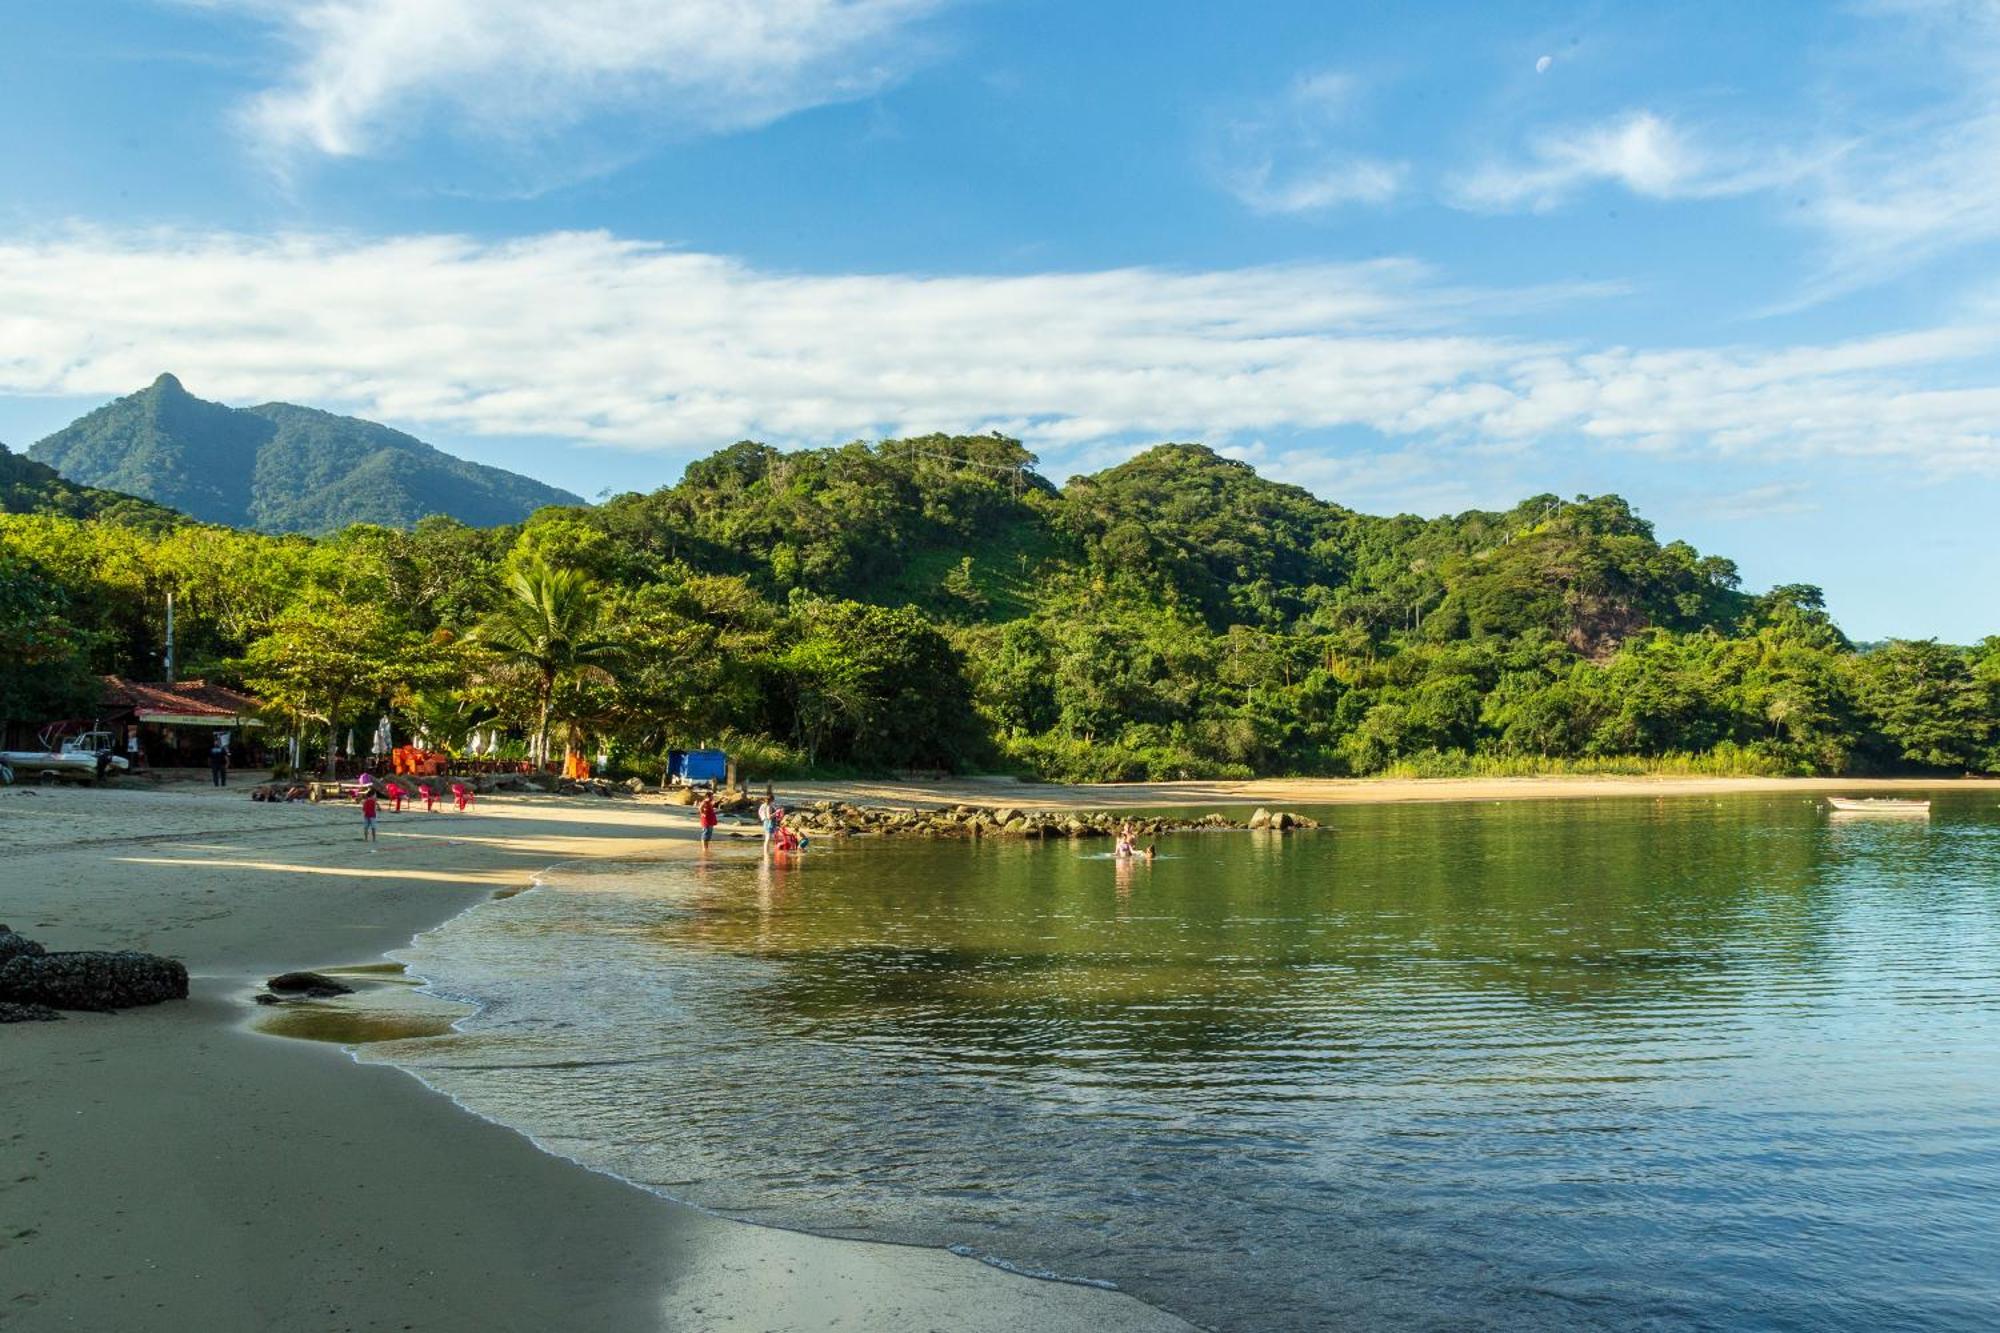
667,748 -> 728,784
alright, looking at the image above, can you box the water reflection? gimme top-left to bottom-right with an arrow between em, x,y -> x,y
367,794 -> 2000,1332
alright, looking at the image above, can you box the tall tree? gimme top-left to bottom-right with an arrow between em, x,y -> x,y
477,561 -> 621,763
1853,639 -> 1992,772
0,547 -> 104,728
235,594 -> 452,774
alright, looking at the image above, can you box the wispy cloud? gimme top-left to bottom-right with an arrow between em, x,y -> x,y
192,0 -> 948,162
0,229 -> 1995,478
1700,481 -> 1819,520
1447,110 -> 1783,213
1210,69 -> 1407,216
1788,1 -> 2000,299
1445,4 -> 2000,299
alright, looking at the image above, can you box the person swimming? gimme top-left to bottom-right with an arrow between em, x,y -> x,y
1115,834 -> 1156,859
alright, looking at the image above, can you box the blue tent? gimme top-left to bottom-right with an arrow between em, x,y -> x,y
667,748 -> 729,784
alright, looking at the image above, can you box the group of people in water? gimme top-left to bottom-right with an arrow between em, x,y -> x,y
1115,820 -> 1156,860
756,795 -> 808,854
692,790 -> 808,855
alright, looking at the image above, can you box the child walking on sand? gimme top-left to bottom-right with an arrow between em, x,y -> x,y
360,790 -> 379,847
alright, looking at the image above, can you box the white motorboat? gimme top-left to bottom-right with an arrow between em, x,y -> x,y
1826,796 -> 1930,815
0,731 -> 130,784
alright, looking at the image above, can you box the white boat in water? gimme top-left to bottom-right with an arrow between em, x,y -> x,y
1826,796 -> 1930,815
0,731 -> 130,784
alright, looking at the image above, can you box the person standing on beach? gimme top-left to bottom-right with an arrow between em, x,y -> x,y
698,792 -> 719,847
209,738 -> 229,787
360,790 -> 379,847
757,795 -> 775,853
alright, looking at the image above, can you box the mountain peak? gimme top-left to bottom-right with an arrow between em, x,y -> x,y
29,380 -> 584,533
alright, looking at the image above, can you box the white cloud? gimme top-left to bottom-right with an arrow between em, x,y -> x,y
1448,111 -> 1767,212
0,229 -> 1995,479
1450,5 -> 2000,296
1228,159 -> 1406,215
1789,2 -> 2000,297
1701,481 -> 1818,520
1211,69 -> 1408,215
196,0 -> 947,159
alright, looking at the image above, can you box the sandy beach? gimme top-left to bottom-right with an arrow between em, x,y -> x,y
0,777 -> 1195,1333
8,769 -> 1999,1332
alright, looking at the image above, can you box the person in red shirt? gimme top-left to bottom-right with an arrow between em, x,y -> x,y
360,791 -> 379,847
697,793 -> 718,847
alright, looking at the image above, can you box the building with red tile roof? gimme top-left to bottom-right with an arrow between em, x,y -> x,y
98,677 -> 265,768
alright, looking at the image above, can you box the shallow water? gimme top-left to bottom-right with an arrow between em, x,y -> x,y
364,794 -> 2000,1331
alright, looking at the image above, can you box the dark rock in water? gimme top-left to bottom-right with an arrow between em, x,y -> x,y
0,1000 -> 63,1023
0,951 -> 189,1012
265,970 -> 354,998
0,925 -> 47,964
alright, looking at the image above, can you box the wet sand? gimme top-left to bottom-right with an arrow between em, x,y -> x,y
0,780 -> 1193,1333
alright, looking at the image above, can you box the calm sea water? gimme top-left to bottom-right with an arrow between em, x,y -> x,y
364,795 -> 2000,1331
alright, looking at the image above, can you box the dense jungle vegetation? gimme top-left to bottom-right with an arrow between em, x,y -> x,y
4,435 -> 1997,781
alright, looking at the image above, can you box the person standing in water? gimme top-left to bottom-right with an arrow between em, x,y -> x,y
757,794 -> 775,853
698,792 -> 719,847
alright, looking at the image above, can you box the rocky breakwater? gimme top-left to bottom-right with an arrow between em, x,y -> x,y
781,803 -> 1320,840
0,924 -> 189,1023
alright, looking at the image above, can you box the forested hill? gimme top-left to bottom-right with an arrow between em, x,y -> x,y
28,374 -> 583,533
0,442 -> 182,529
4,431 -> 1995,781
586,437 -> 1754,651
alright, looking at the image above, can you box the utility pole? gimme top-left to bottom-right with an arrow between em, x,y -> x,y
164,592 -> 176,684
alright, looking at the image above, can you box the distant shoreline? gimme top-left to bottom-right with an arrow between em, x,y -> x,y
774,772 -> 2000,813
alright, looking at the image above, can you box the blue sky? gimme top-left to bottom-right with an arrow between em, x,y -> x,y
2,0 -> 1996,640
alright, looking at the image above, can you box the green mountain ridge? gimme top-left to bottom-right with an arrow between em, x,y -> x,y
28,374 -> 583,533
0,440 -> 183,529
5,429 -> 1995,782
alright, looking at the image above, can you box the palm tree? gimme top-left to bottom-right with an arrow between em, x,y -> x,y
478,561 -> 621,765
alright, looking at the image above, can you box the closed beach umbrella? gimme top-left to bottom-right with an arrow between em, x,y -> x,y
374,714 -> 393,757
344,728 -> 356,759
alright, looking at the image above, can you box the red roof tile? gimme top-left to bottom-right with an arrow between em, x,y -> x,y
101,676 -> 263,720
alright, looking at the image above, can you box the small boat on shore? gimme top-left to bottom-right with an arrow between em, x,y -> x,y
1826,796 -> 1930,815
